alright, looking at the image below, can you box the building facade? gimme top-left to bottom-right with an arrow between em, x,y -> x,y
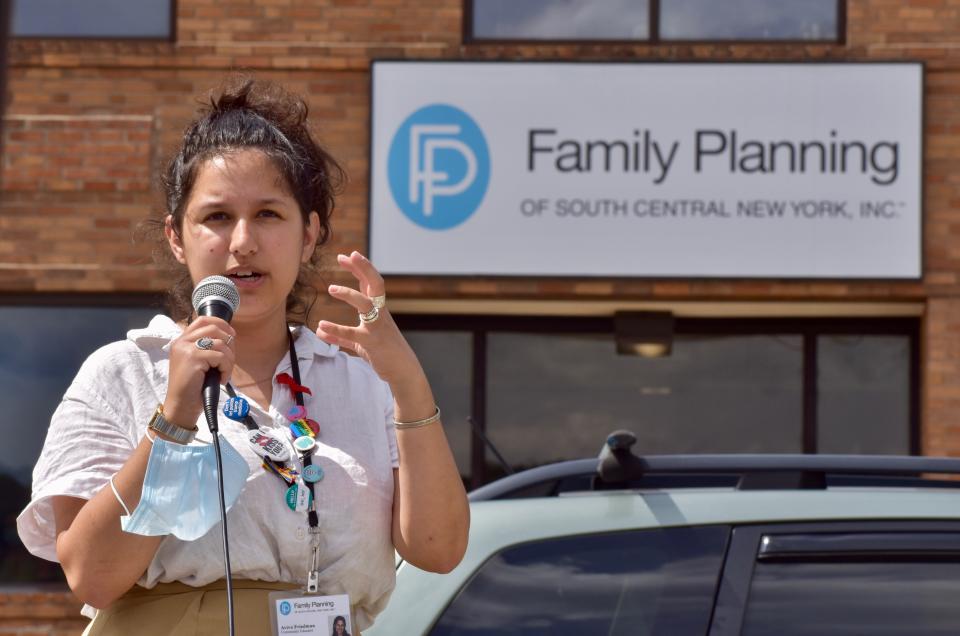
1,0 -> 958,632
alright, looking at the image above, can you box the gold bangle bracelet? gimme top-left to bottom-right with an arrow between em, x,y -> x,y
394,406 -> 441,430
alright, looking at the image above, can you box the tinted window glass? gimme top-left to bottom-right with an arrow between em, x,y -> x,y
817,335 -> 910,454
431,525 -> 728,635
660,0 -> 837,40
471,0 -> 650,41
404,331 -> 473,483
1,305 -> 157,582
12,0 -> 172,38
487,332 -> 801,474
472,0 -> 837,42
742,559 -> 960,635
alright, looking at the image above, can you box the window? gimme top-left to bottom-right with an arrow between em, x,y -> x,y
398,315 -> 919,487
11,0 -> 173,39
817,335 -> 911,454
403,331 -> 473,485
659,0 -> 838,41
430,525 -> 728,635
470,0 -> 650,41
741,531 -> 960,635
486,332 -> 802,473
1,302 -> 159,583
467,0 -> 843,43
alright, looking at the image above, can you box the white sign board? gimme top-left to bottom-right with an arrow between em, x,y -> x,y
369,62 -> 922,279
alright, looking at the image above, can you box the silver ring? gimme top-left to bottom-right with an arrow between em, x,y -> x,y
358,306 -> 380,324
196,336 -> 215,350
225,334 -> 234,346
369,294 -> 386,309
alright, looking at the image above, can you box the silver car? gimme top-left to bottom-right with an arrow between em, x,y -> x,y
368,431 -> 960,636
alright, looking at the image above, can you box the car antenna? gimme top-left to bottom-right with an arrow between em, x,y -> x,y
468,416 -> 515,475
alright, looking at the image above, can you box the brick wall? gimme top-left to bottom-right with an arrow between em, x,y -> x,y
2,0 -> 960,631
0,590 -> 85,636
1,115 -> 153,291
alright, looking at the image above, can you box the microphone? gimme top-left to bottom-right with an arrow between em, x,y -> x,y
191,275 -> 241,635
191,275 -> 240,432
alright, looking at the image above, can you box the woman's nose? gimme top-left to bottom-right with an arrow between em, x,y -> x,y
230,219 -> 257,255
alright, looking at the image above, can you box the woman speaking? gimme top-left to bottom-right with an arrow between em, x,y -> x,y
17,77 -> 469,635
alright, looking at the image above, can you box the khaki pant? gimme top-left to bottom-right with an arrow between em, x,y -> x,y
83,580 -> 303,636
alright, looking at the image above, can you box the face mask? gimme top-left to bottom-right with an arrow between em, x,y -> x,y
121,435 -> 250,541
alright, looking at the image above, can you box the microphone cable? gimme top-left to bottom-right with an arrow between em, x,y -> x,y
205,397 -> 236,636
192,275 -> 241,636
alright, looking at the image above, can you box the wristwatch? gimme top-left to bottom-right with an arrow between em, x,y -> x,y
148,404 -> 198,444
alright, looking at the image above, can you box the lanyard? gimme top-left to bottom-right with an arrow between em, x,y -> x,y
224,329 -> 322,591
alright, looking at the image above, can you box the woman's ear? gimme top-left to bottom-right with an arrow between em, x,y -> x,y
165,215 -> 187,265
302,211 -> 321,263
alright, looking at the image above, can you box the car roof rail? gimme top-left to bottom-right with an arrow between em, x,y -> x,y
468,430 -> 960,501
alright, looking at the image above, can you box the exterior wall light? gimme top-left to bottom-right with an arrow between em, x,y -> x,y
614,311 -> 674,357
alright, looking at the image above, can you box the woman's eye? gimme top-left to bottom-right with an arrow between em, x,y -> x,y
203,212 -> 229,222
259,209 -> 281,218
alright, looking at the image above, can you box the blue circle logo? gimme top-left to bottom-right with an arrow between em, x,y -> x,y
387,104 -> 490,230
280,601 -> 292,616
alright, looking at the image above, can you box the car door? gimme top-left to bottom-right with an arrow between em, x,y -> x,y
708,521 -> 960,636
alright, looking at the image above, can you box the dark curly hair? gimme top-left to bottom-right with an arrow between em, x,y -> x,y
150,76 -> 344,323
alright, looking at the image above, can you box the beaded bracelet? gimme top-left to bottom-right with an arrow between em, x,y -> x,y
394,406 -> 441,430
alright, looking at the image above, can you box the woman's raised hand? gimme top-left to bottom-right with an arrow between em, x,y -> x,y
317,251 -> 425,392
163,316 -> 237,428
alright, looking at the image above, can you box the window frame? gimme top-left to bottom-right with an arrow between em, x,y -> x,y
394,315 -> 920,488
709,520 -> 960,636
10,0 -> 177,41
463,0 -> 846,46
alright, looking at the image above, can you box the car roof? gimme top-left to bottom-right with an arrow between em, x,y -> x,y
470,486 -> 960,543
469,452 -> 960,500
462,437 -> 960,554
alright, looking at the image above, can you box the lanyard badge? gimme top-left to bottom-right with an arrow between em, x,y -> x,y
267,590 -> 351,636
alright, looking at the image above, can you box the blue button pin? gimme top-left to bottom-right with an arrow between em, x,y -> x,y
293,435 -> 316,454
223,396 -> 250,421
302,464 -> 324,483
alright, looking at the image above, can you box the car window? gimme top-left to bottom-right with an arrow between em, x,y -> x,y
429,525 -> 729,636
741,538 -> 960,635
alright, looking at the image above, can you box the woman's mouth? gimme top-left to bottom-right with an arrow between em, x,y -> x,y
226,270 -> 265,287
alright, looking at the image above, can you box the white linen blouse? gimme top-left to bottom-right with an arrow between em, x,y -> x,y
17,315 -> 399,631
